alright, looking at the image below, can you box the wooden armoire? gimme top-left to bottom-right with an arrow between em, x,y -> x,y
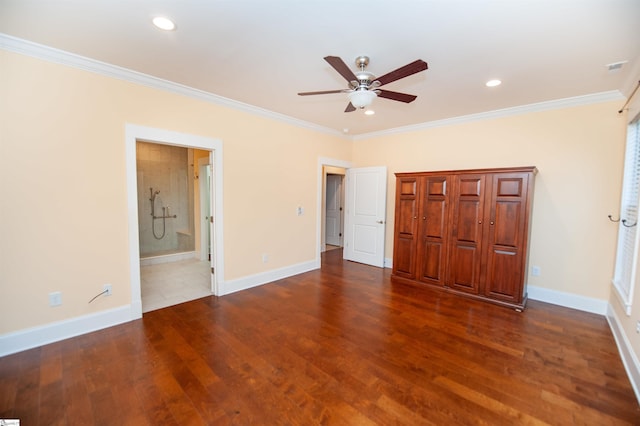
391,166 -> 536,310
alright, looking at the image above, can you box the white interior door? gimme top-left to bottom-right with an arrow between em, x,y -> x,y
344,166 -> 387,267
198,159 -> 211,261
325,174 -> 343,246
208,151 -> 216,293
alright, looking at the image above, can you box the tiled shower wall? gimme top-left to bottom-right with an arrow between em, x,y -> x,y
136,142 -> 195,257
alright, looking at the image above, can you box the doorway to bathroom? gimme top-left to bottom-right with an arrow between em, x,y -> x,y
125,124 -> 224,318
136,142 -> 212,312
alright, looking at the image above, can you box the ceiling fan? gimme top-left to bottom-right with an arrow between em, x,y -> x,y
298,55 -> 428,112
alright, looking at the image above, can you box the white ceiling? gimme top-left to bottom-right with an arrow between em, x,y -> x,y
1,0 -> 639,135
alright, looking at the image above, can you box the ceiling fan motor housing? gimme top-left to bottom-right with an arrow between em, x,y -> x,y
353,56 -> 376,90
297,55 -> 427,112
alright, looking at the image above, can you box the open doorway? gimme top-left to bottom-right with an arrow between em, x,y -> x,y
135,143 -> 212,312
317,158 -> 352,261
126,124 -> 224,319
324,168 -> 345,252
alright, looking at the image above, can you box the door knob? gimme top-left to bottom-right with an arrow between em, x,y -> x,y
377,220 -> 384,224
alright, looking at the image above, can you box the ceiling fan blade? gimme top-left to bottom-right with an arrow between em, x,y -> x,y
378,90 -> 417,103
345,102 -> 356,113
298,89 -> 346,96
375,60 -> 428,86
324,56 -> 358,82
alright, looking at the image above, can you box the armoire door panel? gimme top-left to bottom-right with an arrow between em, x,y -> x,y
495,178 -> 523,197
418,241 -> 444,282
399,179 -> 417,196
392,177 -> 419,279
449,245 -> 480,293
427,178 -> 447,196
397,198 -> 417,237
458,178 -> 482,196
417,176 -> 449,286
424,201 -> 447,238
455,200 -> 483,242
484,248 -> 520,301
493,201 -> 522,247
448,174 -> 485,293
394,237 -> 416,277
484,172 -> 530,301
423,176 -> 448,239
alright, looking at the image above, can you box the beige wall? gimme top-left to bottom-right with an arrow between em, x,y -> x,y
353,101 -> 626,301
0,50 -> 351,334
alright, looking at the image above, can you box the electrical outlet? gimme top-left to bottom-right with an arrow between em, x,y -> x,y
636,320 -> 640,334
531,266 -> 541,277
103,284 -> 112,296
262,254 -> 269,263
297,206 -> 304,216
49,291 -> 62,307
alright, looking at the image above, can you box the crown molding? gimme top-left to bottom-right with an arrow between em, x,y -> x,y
0,33 -> 345,138
354,90 -> 625,141
1,33 -> 626,142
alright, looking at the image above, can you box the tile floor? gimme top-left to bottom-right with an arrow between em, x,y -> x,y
140,258 -> 213,313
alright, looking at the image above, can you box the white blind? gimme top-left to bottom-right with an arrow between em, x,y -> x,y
613,118 -> 640,315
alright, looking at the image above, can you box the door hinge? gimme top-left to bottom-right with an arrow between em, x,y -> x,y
339,233 -> 342,237
211,267 -> 215,274
210,216 -> 214,223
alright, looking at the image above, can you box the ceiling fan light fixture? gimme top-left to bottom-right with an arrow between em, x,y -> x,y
349,90 -> 377,108
152,16 -> 176,31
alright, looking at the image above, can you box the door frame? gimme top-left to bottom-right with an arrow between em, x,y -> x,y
317,157 -> 353,265
325,173 -> 345,248
125,124 -> 224,319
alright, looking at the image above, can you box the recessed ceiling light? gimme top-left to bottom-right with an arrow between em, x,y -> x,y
364,110 -> 375,116
486,79 -> 502,87
153,16 -> 176,31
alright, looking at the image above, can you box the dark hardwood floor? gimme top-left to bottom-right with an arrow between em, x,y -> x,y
1,249 -> 639,425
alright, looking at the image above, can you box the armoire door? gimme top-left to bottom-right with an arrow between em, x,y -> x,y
392,177 -> 419,279
416,176 -> 450,286
448,174 -> 486,294
482,172 -> 530,302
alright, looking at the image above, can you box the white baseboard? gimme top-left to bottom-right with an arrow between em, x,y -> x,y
527,285 -> 608,315
606,304 -> 640,404
0,260 -> 319,357
140,251 -> 197,266
0,305 -> 136,357
221,259 -> 319,295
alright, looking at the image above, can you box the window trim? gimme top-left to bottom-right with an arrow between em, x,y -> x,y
613,116 -> 640,315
